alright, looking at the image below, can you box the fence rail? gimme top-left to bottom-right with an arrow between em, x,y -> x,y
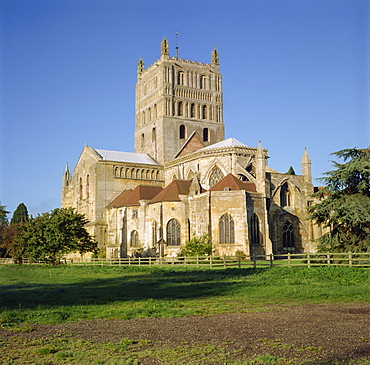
1,252 -> 370,268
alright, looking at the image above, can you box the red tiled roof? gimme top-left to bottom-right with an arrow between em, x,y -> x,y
108,185 -> 163,208
149,180 -> 192,203
209,174 -> 257,192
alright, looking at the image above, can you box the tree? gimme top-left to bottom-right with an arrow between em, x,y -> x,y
14,207 -> 97,264
308,147 -> 370,252
0,203 -> 9,231
178,234 -> 212,256
11,203 -> 29,224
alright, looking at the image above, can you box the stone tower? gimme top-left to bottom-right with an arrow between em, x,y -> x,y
134,38 -> 225,164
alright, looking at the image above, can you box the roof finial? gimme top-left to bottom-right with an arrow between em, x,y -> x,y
175,32 -> 179,59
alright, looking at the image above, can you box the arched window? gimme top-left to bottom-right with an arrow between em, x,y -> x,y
250,213 -> 260,245
153,104 -> 157,119
86,174 -> 90,199
178,71 -> 184,85
178,101 -> 183,116
203,128 -> 209,142
167,219 -> 180,246
141,133 -> 145,148
280,182 -> 291,207
130,230 -> 139,247
141,111 -> 145,125
200,75 -> 207,89
179,125 -> 186,139
190,103 -> 195,118
152,127 -> 156,142
148,108 -> 151,122
209,167 -> 224,187
202,105 -> 207,119
79,177 -> 83,200
283,221 -> 294,249
219,213 -> 234,244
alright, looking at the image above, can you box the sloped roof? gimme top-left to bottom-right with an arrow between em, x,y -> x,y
174,131 -> 205,158
108,185 -> 163,208
199,138 -> 248,152
209,174 -> 257,192
149,180 -> 192,204
94,149 -> 158,165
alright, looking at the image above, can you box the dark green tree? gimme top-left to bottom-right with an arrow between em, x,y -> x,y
285,166 -> 296,175
308,147 -> 370,252
14,207 -> 97,264
11,203 -> 29,224
178,234 -> 212,256
0,203 -> 9,231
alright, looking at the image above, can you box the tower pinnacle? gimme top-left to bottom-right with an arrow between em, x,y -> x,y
137,57 -> 144,77
161,37 -> 169,57
212,46 -> 219,66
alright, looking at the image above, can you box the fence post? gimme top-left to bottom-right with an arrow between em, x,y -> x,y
238,256 -> 241,269
253,255 -> 257,268
270,254 -> 273,267
288,253 -> 291,267
327,253 -> 331,266
348,252 -> 352,267
196,256 -> 199,268
307,253 -> 311,268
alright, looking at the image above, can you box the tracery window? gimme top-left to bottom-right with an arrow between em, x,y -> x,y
209,167 -> 224,187
167,219 -> 180,246
283,221 -> 294,250
219,213 -> 234,244
130,230 -> 139,247
280,182 -> 291,207
250,213 -> 260,245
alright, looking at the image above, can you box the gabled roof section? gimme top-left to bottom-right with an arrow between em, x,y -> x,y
198,138 -> 248,152
174,131 -> 205,158
94,148 -> 159,165
209,173 -> 257,192
108,185 -> 163,208
149,180 -> 192,204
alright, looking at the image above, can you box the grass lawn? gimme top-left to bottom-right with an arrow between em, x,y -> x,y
1,265 -> 369,364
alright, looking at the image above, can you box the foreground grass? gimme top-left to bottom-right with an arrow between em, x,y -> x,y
1,265 -> 370,364
1,265 -> 369,327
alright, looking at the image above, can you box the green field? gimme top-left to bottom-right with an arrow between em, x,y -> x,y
1,265 -> 370,364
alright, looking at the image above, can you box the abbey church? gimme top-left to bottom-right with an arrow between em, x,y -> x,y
62,38 -> 321,258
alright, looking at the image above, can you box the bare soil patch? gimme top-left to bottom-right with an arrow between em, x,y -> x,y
2,303 -> 370,364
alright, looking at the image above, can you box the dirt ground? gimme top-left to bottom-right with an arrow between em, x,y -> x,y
2,303 -> 370,364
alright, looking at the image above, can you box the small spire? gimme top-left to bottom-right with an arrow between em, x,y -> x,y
212,46 -> 219,66
137,57 -> 144,76
256,140 -> 263,158
161,37 -> 169,56
301,147 -> 311,164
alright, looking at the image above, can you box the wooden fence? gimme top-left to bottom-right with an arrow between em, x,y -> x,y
1,252 -> 369,268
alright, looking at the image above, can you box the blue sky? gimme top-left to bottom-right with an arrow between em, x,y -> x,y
1,0 -> 369,217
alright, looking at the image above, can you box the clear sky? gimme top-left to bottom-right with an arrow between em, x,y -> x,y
1,0 -> 369,218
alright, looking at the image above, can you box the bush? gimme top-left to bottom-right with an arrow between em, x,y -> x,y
178,234 -> 212,257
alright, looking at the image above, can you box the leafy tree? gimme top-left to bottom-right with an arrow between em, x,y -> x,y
308,147 -> 370,252
178,234 -> 212,256
0,203 -> 9,231
14,207 -> 97,264
11,203 -> 29,224
285,166 -> 296,175
0,224 -> 20,258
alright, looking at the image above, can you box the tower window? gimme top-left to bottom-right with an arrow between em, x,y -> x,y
141,133 -> 145,148
203,128 -> 209,142
219,213 -> 234,244
202,105 -> 207,119
190,103 -> 195,118
152,127 -> 156,142
178,71 -> 185,85
178,101 -> 183,116
200,75 -> 207,89
179,125 -> 186,139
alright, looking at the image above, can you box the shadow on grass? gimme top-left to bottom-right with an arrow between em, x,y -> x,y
0,267 -> 268,310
